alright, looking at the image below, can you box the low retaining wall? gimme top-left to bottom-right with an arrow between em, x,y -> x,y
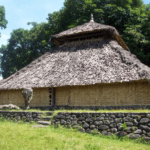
52,112 -> 150,141
0,111 -> 43,122
30,105 -> 150,110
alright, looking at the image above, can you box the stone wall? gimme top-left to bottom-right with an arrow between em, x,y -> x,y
52,112 -> 150,141
0,111 -> 43,122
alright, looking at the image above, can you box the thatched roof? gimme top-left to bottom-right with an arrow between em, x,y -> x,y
51,15 -> 129,50
0,38 -> 150,90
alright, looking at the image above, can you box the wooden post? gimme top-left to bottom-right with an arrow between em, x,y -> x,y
53,88 -> 56,107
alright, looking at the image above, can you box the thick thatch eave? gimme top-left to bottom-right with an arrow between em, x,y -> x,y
0,38 -> 150,90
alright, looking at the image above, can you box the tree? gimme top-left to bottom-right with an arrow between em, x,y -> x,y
0,6 -> 8,37
1,0 -> 150,78
1,22 -> 52,78
0,6 -> 7,76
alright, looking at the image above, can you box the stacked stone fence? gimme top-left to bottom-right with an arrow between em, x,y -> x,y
0,111 -> 43,122
52,112 -> 150,141
1,111 -> 150,141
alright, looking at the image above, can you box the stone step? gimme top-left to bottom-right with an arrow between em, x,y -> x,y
41,116 -> 52,121
45,111 -> 55,116
37,121 -> 50,126
32,125 -> 49,128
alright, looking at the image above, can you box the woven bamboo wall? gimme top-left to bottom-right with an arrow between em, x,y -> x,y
0,90 -> 9,105
55,82 -> 150,106
30,88 -> 49,106
0,89 -> 24,106
55,87 -> 69,105
0,83 -> 150,107
0,88 -> 49,107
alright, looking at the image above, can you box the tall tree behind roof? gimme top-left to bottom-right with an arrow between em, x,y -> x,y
0,6 -> 8,36
1,0 -> 150,79
0,6 -> 7,76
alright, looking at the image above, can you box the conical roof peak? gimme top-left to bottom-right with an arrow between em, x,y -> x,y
51,15 -> 129,50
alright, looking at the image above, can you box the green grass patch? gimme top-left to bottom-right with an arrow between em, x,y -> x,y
1,109 -> 150,113
0,120 -> 149,150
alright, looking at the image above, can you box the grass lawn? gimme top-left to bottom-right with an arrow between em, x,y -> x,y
1,109 -> 150,113
0,120 -> 149,150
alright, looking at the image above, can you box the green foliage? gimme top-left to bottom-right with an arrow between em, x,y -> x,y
0,6 -> 7,76
121,122 -> 127,130
1,22 -> 51,78
0,6 -> 8,34
0,121 -> 149,149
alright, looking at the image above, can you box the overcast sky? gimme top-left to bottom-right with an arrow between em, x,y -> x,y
0,0 -> 150,79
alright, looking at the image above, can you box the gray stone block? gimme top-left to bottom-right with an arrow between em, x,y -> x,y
90,125 -> 95,129
96,117 -> 104,121
117,123 -> 122,127
109,119 -> 114,123
104,120 -> 110,125
82,123 -> 89,128
147,114 -> 150,119
115,118 -> 122,123
86,128 -> 91,133
140,118 -> 149,124
66,120 -> 71,125
72,121 -> 77,125
143,130 -> 147,134
78,117 -> 85,121
85,118 -> 93,122
140,125 -> 150,132
117,114 -> 124,118
98,125 -> 109,130
143,137 -> 150,142
72,125 -> 80,129
78,128 -> 85,132
102,131 -> 108,135
60,119 -> 66,125
77,121 -> 82,124
134,129 -> 142,134
126,127 -> 132,133
125,122 -> 133,126
128,134 -> 141,139
118,126 -> 123,131
111,128 -> 117,133
133,119 -> 138,126
123,117 -> 133,122
147,132 -> 150,137
94,121 -> 103,126
110,123 -> 116,128
110,115 -> 115,119
116,131 -> 127,136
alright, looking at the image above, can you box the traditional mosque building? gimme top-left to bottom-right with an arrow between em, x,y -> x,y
0,15 -> 150,109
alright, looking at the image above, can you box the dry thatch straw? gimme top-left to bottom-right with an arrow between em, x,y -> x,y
51,19 -> 129,50
0,38 -> 150,90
